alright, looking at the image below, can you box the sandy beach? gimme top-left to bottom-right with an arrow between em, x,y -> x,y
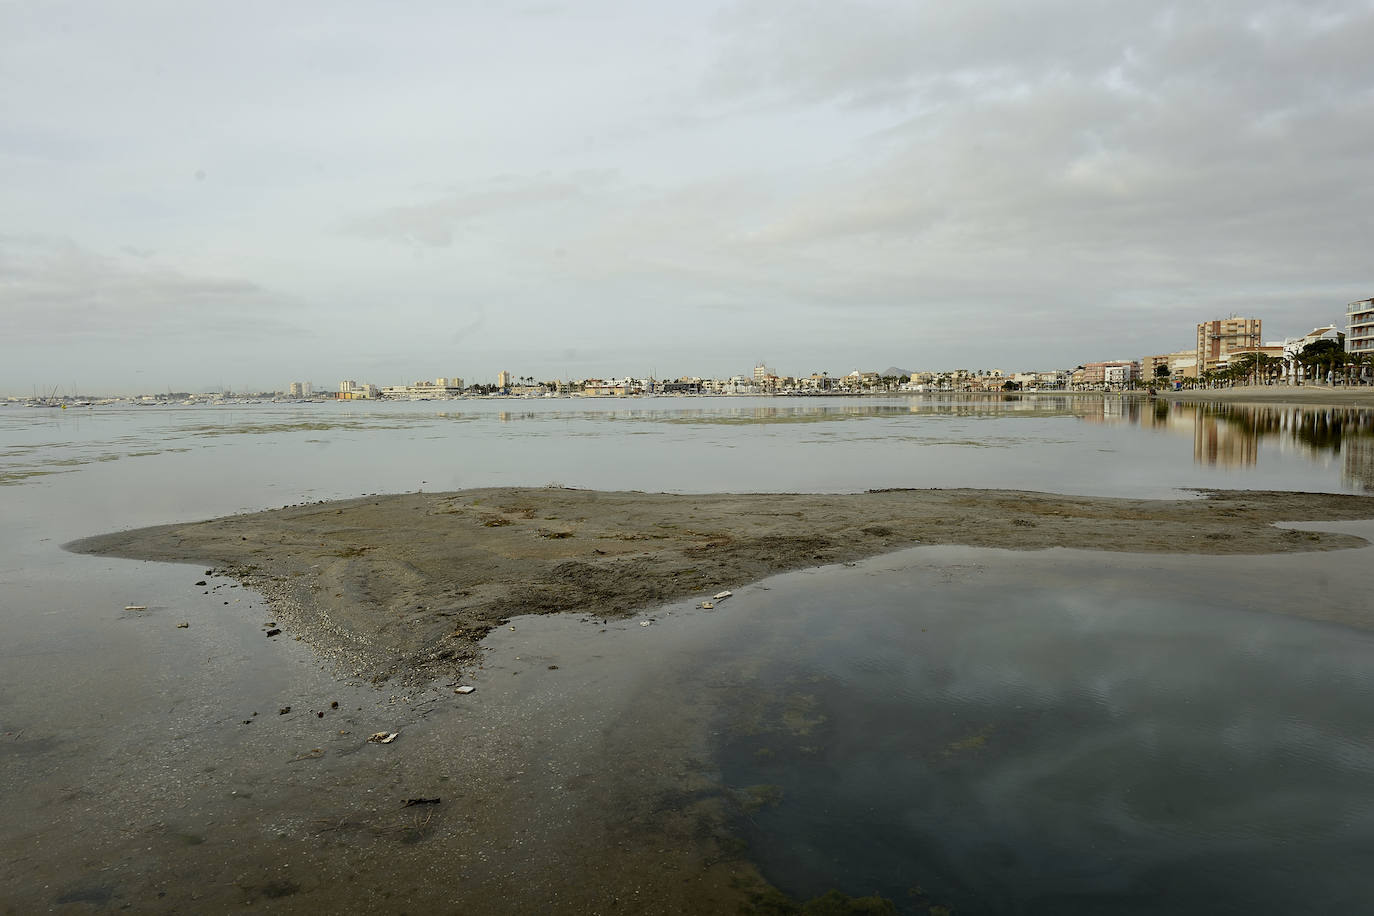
1157,384 -> 1374,407
69,486 -> 1374,685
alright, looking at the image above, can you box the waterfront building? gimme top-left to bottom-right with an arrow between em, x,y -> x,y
1197,318 -> 1261,374
1168,351 -> 1198,382
1080,361 -> 1140,387
1143,351 -> 1198,383
1348,298 -> 1374,355
497,370 -> 512,390
1282,326 -> 1345,384
337,380 -> 378,400
380,380 -> 465,400
1141,355 -> 1172,383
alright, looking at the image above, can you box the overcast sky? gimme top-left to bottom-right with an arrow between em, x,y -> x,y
2,0 -> 1371,393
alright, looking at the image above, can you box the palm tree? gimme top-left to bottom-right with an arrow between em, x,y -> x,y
1299,340 -> 1343,385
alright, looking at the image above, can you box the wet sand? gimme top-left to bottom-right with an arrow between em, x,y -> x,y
69,487 -> 1374,686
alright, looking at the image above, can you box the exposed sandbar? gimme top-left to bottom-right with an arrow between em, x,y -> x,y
69,487 -> 1374,682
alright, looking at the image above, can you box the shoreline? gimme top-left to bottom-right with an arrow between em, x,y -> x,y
1155,384 -> 1374,407
68,486 -> 1374,684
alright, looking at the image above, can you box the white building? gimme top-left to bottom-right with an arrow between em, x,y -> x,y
1348,298 -> 1374,355
1283,326 -> 1345,384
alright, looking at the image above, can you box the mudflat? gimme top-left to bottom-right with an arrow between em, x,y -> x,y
69,487 -> 1374,684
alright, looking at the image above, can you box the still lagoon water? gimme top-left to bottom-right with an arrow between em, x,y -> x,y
3,395 -> 1374,912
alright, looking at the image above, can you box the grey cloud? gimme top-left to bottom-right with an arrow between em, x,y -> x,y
0,235 -> 294,342
341,172 -> 618,248
2,1 -> 1369,389
686,1 -> 1374,333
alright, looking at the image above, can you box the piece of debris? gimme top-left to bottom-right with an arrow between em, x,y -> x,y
265,628 -> 281,638
368,732 -> 399,744
290,748 -> 324,762
124,605 -> 147,611
176,621 -> 189,628
402,797 -> 441,807
713,591 -> 733,600
330,701 -> 338,708
316,711 -> 324,718
639,620 -> 652,627
700,601 -> 714,609
454,686 -> 475,694
195,580 -> 206,586
279,706 -> 291,715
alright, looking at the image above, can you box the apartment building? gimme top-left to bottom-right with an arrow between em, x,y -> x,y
1141,355 -> 1171,382
336,380 -> 378,400
1080,361 -> 1140,386
1348,298 -> 1374,355
1196,318 -> 1261,373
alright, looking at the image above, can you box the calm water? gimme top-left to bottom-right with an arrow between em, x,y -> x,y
3,394 -> 1374,912
700,543 -> 1374,913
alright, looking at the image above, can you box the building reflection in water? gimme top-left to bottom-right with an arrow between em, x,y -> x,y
1094,399 -> 1374,489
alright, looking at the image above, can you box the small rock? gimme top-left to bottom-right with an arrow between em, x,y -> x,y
639,620 -> 652,627
330,701 -> 339,708
279,706 -> 291,715
266,628 -> 281,638
454,685 -> 475,695
195,580 -> 206,586
176,621 -> 189,628
316,711 -> 324,718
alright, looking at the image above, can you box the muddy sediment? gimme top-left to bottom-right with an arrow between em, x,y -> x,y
68,486 -> 1374,685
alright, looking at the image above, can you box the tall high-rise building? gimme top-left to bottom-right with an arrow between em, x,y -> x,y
497,370 -> 512,389
1196,318 -> 1261,373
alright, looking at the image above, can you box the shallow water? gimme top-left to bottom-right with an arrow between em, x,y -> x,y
695,537 -> 1374,913
2,395 -> 1374,911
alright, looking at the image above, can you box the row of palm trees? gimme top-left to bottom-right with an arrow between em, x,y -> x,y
1174,340 -> 1374,388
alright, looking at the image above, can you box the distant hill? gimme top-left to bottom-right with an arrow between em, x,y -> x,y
881,367 -> 911,378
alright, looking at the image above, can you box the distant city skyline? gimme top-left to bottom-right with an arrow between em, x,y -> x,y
2,2 -> 1370,395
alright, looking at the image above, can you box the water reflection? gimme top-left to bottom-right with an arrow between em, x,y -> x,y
1085,400 -> 1374,489
711,543 -> 1374,914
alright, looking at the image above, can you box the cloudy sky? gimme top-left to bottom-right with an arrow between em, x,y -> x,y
2,0 -> 1370,393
